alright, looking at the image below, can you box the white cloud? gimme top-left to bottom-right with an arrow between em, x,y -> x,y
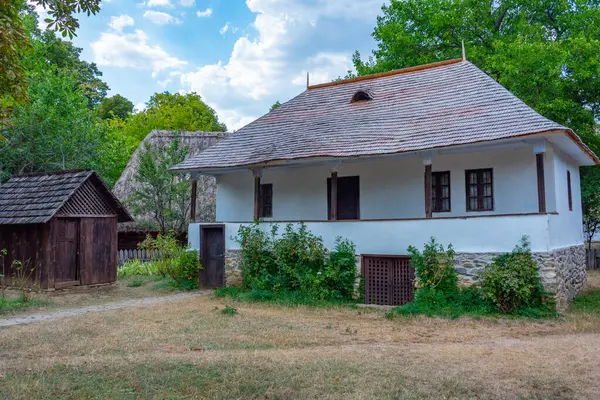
91,23 -> 187,73
146,0 -> 173,7
31,3 -> 50,30
196,8 -> 213,17
143,10 -> 182,25
108,15 -> 134,33
219,22 -> 230,35
180,0 -> 195,6
134,102 -> 147,113
179,0 -> 381,130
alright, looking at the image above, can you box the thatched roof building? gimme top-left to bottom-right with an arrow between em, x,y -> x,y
113,130 -> 226,234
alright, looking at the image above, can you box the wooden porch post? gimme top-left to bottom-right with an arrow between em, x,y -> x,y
190,179 -> 198,222
253,169 -> 261,220
330,171 -> 338,221
424,162 -> 433,219
533,142 -> 547,213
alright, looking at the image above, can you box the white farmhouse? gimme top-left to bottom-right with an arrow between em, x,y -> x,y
172,58 -> 598,306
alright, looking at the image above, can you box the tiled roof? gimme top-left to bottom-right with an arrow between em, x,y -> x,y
172,59 -> 596,171
0,170 -> 133,225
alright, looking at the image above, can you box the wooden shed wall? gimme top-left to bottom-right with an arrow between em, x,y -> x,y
0,224 -> 51,288
79,217 -> 118,285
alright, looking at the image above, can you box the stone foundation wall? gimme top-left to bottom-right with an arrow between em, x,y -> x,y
224,250 -> 242,287
454,245 -> 586,309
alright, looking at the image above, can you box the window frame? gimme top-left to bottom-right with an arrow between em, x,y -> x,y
258,183 -> 273,218
465,168 -> 494,212
432,171 -> 451,213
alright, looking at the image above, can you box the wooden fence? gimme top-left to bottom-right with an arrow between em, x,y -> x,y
586,248 -> 600,270
117,249 -> 162,266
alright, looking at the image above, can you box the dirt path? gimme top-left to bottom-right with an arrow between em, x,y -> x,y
0,291 -> 210,327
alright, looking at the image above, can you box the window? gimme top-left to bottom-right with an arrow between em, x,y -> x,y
465,169 -> 493,211
351,90 -> 372,102
432,171 -> 451,212
327,176 -> 360,220
567,171 -> 573,211
259,184 -> 272,218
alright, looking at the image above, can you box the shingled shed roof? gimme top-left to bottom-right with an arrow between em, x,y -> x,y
172,59 -> 598,172
0,170 -> 133,225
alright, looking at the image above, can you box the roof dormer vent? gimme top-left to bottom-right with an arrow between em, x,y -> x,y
351,90 -> 373,103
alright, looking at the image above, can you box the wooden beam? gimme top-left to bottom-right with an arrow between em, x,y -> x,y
330,171 -> 338,221
536,153 -> 546,213
190,179 -> 198,222
424,164 -> 433,218
253,173 -> 261,221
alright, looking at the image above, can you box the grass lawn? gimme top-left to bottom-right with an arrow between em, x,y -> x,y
0,276 -> 186,316
0,273 -> 599,399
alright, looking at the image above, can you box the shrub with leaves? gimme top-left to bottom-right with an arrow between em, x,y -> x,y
479,237 -> 554,314
124,233 -> 200,290
235,223 -> 357,302
408,237 -> 458,295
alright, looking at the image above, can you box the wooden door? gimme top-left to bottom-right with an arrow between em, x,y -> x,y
362,255 -> 414,306
55,219 -> 80,287
200,226 -> 225,288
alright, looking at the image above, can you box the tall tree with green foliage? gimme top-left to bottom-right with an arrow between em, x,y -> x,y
98,94 -> 134,120
1,0 -> 101,122
354,0 -> 600,154
114,91 -> 227,150
128,138 -> 192,234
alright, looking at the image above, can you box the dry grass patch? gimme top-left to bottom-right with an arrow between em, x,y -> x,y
1,292 -> 600,399
0,277 -> 181,317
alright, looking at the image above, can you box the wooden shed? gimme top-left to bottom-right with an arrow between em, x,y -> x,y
0,170 -> 132,289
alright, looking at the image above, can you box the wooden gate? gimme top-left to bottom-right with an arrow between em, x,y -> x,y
55,218 -> 80,288
199,225 -> 225,288
362,255 -> 414,306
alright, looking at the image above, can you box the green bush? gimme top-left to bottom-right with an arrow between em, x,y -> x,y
408,237 -> 458,295
390,237 -> 556,319
118,234 -> 200,291
118,259 -> 159,278
234,223 -> 357,303
221,305 -> 238,316
479,237 -> 554,314
167,249 -> 200,290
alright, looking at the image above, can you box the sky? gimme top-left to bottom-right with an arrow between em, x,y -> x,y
36,0 -> 386,131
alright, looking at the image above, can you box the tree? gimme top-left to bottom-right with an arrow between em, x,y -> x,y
127,138 -> 191,234
0,68 -> 106,180
98,94 -> 134,120
27,29 -> 109,107
269,101 -> 281,112
1,0 -> 101,121
354,0 -> 600,155
115,91 -> 227,149
582,167 -> 600,250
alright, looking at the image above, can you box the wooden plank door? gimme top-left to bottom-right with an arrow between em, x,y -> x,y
199,226 -> 225,288
55,219 -> 80,287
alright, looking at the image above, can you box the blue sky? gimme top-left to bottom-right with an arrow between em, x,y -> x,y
37,1 -> 385,130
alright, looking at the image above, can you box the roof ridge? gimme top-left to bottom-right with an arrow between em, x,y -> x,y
308,58 -> 464,90
13,169 -> 91,178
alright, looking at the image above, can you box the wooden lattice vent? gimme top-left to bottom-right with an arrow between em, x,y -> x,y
58,179 -> 115,216
362,255 -> 414,306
